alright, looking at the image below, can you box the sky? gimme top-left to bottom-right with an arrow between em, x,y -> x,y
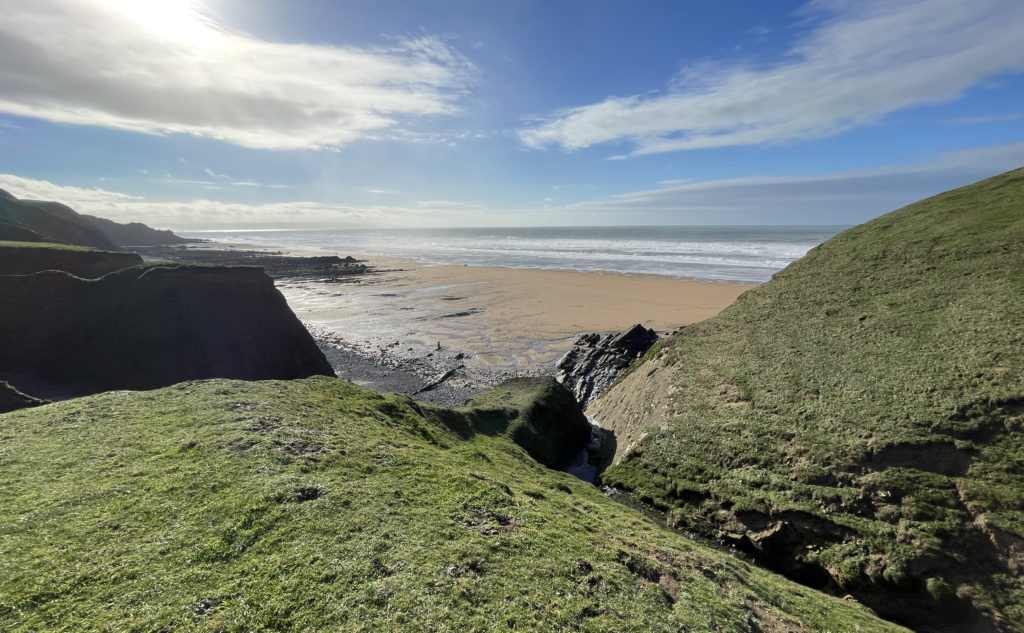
1,0 -> 1024,230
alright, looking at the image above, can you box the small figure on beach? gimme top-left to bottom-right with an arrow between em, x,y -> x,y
437,341 -> 442,351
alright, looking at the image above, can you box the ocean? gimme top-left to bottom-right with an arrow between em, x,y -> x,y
180,225 -> 847,283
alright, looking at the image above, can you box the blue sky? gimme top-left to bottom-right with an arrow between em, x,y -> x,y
1,0 -> 1023,229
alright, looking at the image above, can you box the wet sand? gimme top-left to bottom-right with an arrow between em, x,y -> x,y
278,256 -> 753,371
140,243 -> 754,404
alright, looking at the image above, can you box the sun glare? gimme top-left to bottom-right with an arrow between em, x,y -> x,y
100,0 -> 222,48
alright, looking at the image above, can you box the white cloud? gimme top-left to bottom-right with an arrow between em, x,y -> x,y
519,0 -> 1024,156
0,1 -> 473,150
0,174 -> 490,229
416,200 -> 485,209
540,141 -> 1024,223
2,141 -> 1021,230
0,173 -> 142,204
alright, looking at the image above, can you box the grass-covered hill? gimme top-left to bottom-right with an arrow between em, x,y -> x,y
80,214 -> 195,247
0,188 -> 192,249
0,376 -> 909,632
0,189 -> 119,250
590,169 -> 1024,631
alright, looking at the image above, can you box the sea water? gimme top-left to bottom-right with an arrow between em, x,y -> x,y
180,225 -> 847,283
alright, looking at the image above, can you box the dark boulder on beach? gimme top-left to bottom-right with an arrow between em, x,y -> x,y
0,263 -> 334,402
555,324 -> 659,409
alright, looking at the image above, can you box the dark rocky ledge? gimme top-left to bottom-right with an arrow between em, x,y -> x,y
132,245 -> 373,282
556,324 -> 659,410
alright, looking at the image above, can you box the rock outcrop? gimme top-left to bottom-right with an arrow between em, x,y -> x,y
0,242 -> 143,277
556,324 -> 659,409
0,264 -> 334,401
133,245 -> 368,280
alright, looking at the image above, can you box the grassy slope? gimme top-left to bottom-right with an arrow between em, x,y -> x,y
597,169 -> 1024,628
0,193 -> 119,251
0,377 -> 907,633
0,240 -> 96,252
461,376 -> 592,468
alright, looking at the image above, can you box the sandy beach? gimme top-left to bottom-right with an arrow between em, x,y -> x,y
278,255 -> 752,384
137,244 -> 754,404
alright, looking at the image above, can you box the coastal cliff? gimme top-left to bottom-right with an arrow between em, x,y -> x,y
590,168 -> 1024,631
0,263 -> 334,401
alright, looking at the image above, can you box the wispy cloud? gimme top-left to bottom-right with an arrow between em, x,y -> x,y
0,1 -> 474,150
0,173 -> 142,204
417,200 -> 486,209
197,167 -> 287,188
0,174 -> 489,229
944,111 -> 1024,125
2,141 -> 1021,230
519,0 -> 1024,156
541,141 -> 1024,223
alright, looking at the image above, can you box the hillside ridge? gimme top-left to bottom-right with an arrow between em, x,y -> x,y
0,376 -> 910,632
590,168 -> 1024,631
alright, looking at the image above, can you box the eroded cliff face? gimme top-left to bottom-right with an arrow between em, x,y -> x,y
585,354 -> 675,464
0,264 -> 334,401
0,244 -> 142,277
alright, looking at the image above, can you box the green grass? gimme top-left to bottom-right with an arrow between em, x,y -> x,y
0,241 -> 100,252
597,168 -> 1024,630
0,377 -> 908,632
460,376 -> 591,468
